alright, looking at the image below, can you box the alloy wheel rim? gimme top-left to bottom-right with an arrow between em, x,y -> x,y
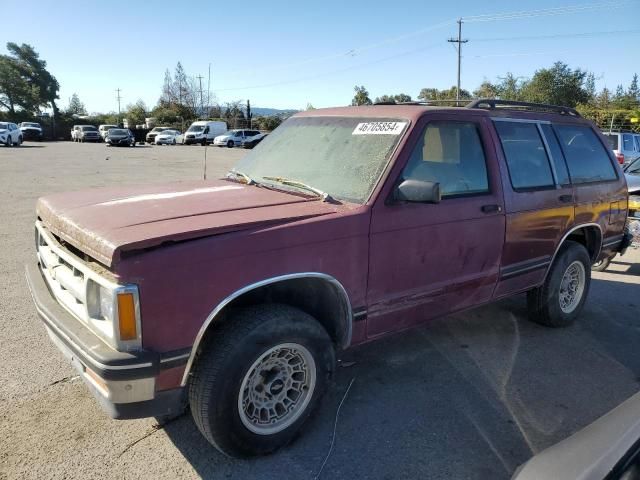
238,342 -> 316,435
559,260 -> 586,313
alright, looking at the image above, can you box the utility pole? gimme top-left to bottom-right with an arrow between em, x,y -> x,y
447,18 -> 468,102
115,88 -> 122,124
196,75 -> 204,118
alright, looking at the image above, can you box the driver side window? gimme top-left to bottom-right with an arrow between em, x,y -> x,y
401,121 -> 490,198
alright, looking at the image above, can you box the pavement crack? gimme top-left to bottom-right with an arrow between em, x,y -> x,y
47,375 -> 80,387
117,414 -> 184,458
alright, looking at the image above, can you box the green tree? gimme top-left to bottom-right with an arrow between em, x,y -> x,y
417,86 -> 470,101
0,55 -> 35,114
629,74 -> 639,102
5,42 -> 60,115
125,100 -> 147,127
473,81 -> 499,99
519,62 -> 588,107
584,73 -> 597,105
351,85 -> 372,106
255,115 -> 282,131
374,93 -> 412,103
66,93 -> 86,115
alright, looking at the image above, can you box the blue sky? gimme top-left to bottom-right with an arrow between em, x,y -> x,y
2,0 -> 638,113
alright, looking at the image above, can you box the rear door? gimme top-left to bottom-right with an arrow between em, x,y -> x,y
366,114 -> 506,337
553,123 -> 627,245
491,118 -> 576,297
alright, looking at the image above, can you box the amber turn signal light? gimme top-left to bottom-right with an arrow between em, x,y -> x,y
117,292 -> 137,341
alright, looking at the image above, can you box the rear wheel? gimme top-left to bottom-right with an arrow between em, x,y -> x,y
527,241 -> 591,327
189,304 -> 335,457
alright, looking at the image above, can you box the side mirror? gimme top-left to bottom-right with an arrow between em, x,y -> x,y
394,179 -> 441,203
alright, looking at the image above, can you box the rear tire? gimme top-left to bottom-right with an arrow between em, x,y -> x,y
189,304 -> 335,457
527,241 -> 591,327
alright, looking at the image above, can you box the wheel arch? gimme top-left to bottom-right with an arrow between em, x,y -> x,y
544,223 -> 603,281
180,273 -> 353,386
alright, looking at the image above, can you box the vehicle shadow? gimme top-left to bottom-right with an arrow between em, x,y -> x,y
162,266 -> 640,480
4,145 -> 46,149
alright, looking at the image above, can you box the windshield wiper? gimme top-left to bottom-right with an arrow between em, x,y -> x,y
226,169 -> 256,185
261,176 -> 333,202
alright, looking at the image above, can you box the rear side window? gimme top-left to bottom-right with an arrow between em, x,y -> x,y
623,134 -> 635,151
604,134 -> 619,150
554,125 -> 617,183
494,121 -> 554,190
402,121 -> 489,197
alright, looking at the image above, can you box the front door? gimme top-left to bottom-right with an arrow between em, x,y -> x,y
366,114 -> 506,338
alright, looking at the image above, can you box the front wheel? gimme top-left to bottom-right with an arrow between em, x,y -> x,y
592,256 -> 613,272
189,304 -> 335,457
527,241 -> 591,327
227,140 -> 234,148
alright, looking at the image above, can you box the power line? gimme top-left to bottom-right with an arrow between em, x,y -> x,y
464,0 -> 634,22
472,28 -> 640,42
448,18 -> 468,101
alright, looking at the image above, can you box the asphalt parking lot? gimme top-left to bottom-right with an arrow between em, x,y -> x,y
1,141 -> 640,480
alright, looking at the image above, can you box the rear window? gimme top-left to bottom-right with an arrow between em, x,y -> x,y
603,133 -> 619,150
623,134 -> 636,152
554,125 -> 617,184
494,121 -> 555,190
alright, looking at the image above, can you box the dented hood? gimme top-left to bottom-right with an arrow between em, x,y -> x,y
37,180 -> 337,266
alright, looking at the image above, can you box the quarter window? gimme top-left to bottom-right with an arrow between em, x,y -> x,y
401,122 -> 489,197
494,121 -> 555,190
554,125 -> 617,183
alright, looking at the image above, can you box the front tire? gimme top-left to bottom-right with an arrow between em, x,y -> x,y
527,241 -> 591,327
227,140 -> 234,148
189,304 -> 335,457
592,256 -> 613,272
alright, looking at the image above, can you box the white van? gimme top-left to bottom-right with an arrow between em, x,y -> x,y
183,121 -> 227,145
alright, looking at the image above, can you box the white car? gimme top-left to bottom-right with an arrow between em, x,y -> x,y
154,130 -> 181,145
99,124 -> 118,141
0,122 -> 23,147
19,122 -> 43,141
213,129 -> 265,148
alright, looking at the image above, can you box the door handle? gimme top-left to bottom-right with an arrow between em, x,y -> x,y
481,204 -> 502,214
558,194 -> 574,203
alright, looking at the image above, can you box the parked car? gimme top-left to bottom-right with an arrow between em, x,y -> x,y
592,157 -> 640,271
154,129 -> 181,145
73,125 -> 100,143
213,129 -> 265,148
0,122 -> 23,147
19,122 -> 43,141
243,133 -> 267,149
513,390 -> 640,480
602,131 -> 640,166
145,126 -> 172,145
99,124 -> 118,141
183,120 -> 227,145
105,128 -> 135,147
26,100 -> 633,458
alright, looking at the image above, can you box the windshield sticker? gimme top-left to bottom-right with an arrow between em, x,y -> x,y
352,122 -> 407,135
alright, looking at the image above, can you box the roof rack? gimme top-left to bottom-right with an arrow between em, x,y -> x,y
467,99 -> 581,117
372,99 -> 469,106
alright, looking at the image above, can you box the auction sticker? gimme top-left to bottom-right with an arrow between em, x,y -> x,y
352,121 -> 407,135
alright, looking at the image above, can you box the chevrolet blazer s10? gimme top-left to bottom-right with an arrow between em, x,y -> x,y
26,100 -> 633,457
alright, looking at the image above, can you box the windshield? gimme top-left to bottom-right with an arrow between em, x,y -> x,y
627,157 -> 640,175
81,126 -> 97,131
109,129 -> 128,135
160,130 -> 177,136
603,133 -> 619,150
232,116 -> 407,203
102,125 -> 116,130
152,127 -> 168,133
23,123 -> 40,128
188,125 -> 204,132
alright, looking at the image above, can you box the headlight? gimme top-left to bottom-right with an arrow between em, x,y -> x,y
87,280 -> 141,350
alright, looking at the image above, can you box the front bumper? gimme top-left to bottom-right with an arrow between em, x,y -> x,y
107,138 -> 133,146
21,129 -> 43,140
25,262 -> 187,419
183,136 -> 205,144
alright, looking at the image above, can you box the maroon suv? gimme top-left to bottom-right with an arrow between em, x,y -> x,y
26,99 -> 633,457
